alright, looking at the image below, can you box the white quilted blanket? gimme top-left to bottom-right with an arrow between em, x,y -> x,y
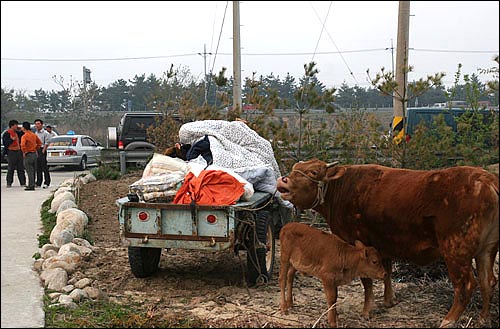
178,120 -> 281,193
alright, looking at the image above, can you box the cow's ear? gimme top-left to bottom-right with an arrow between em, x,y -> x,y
326,166 -> 346,181
354,240 -> 365,248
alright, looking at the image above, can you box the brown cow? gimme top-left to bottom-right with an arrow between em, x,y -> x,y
277,159 -> 499,328
279,222 -> 386,328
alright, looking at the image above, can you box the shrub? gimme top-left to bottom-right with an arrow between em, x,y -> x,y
91,165 -> 121,180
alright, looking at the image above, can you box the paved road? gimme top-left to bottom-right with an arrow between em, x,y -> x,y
1,167 -> 88,328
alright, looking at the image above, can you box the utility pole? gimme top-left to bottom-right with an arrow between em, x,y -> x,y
232,1 -> 242,112
82,66 -> 92,113
386,38 -> 395,76
392,1 -> 410,144
198,44 -> 212,105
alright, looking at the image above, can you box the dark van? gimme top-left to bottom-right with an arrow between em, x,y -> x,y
405,107 -> 498,141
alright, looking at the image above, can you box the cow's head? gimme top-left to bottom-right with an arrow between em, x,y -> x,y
276,158 -> 345,209
354,240 -> 386,280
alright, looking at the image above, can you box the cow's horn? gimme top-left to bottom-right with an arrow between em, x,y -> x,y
326,161 -> 339,168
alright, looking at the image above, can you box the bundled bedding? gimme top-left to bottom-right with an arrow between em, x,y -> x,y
129,120 -> 283,204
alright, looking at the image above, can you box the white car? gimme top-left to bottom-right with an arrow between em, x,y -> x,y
47,134 -> 103,170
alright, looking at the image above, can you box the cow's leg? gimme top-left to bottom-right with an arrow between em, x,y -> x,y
285,266 -> 297,310
361,258 -> 395,318
487,242 -> 499,288
474,242 -> 498,325
279,258 -> 290,314
360,278 -> 374,319
322,279 -> 338,328
439,262 -> 476,328
382,258 -> 396,307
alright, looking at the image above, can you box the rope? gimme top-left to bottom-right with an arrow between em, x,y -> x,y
231,194 -> 274,212
289,169 -> 328,209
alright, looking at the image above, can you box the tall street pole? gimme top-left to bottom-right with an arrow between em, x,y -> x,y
392,0 -> 410,144
198,44 -> 211,105
233,1 -> 242,112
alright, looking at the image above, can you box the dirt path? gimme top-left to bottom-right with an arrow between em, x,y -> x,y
76,171 -> 499,328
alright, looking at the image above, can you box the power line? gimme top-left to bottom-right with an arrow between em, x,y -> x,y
310,1 -> 332,63
0,54 -> 196,62
411,48 -> 498,54
309,1 -> 359,85
205,0 -> 229,102
209,1 -> 229,77
3,48 -> 496,63
222,49 -> 389,56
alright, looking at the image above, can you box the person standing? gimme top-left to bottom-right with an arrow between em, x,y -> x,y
46,125 -> 57,138
34,119 -> 52,188
20,121 -> 41,191
2,119 -> 26,187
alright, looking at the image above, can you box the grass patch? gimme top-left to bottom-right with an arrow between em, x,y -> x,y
91,165 -> 122,180
38,196 -> 56,248
44,298 -> 206,328
81,214 -> 94,245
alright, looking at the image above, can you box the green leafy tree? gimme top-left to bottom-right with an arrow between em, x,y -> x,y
1,88 -> 17,127
210,67 -> 230,112
293,62 -> 336,159
443,59 -> 499,166
99,79 -> 130,111
331,107 -> 390,165
367,64 -> 445,168
30,89 -> 51,112
479,55 -> 499,105
146,64 -> 223,152
128,74 -> 162,111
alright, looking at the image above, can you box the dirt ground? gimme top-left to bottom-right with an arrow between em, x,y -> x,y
76,170 -> 499,328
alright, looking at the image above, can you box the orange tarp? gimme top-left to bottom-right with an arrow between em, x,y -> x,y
173,170 -> 245,205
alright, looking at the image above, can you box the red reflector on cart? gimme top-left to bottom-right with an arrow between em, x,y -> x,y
206,214 -> 217,224
138,211 -> 149,221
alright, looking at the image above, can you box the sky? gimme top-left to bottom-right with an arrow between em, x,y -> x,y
1,1 -> 499,94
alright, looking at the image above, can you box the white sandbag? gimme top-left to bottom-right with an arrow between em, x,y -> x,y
142,153 -> 188,178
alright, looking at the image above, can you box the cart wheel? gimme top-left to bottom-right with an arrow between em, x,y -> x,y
128,246 -> 161,278
246,210 -> 275,287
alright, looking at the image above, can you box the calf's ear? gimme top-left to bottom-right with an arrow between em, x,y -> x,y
354,240 -> 365,248
355,240 -> 368,258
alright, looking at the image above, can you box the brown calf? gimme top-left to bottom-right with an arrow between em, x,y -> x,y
279,222 -> 386,328
277,159 -> 499,327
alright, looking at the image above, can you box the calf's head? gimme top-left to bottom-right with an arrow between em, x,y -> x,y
277,158 -> 344,209
354,240 -> 386,280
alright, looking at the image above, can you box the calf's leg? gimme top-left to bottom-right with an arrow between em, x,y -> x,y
322,280 -> 338,328
361,259 -> 395,318
285,266 -> 297,310
279,258 -> 291,314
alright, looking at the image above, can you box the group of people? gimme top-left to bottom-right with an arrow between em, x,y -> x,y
2,119 -> 56,191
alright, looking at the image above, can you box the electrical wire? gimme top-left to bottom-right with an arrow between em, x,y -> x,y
204,1 -> 229,100
209,1 -> 229,79
309,1 -> 359,85
0,54 -> 196,62
310,1 -> 332,64
2,48 -> 496,62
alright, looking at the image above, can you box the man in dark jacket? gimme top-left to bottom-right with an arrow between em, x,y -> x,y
2,120 -> 26,187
